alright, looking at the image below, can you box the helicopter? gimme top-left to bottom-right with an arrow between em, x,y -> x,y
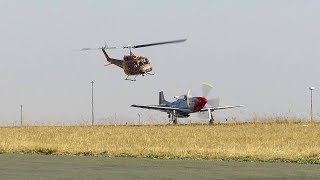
80,39 -> 186,81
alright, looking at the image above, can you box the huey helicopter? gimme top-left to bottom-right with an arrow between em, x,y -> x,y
80,39 -> 186,81
131,83 -> 244,124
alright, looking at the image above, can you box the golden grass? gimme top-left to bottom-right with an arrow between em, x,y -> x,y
0,121 -> 320,163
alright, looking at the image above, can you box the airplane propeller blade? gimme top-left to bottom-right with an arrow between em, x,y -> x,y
202,82 -> 213,97
197,98 -> 219,120
197,111 -> 209,120
186,89 -> 192,107
207,98 -> 220,107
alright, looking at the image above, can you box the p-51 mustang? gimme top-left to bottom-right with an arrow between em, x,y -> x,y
131,83 -> 244,124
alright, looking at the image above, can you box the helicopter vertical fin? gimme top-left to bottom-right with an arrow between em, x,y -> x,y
102,48 -> 111,60
101,49 -> 123,68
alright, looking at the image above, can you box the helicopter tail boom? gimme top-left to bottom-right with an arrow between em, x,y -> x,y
102,48 -> 111,61
101,49 -> 123,68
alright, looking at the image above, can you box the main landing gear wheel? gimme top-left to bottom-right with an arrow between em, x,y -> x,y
209,111 -> 214,125
169,111 -> 178,125
173,118 -> 178,125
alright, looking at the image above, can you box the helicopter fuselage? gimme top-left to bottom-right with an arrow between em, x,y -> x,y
102,49 -> 153,77
122,55 -> 153,75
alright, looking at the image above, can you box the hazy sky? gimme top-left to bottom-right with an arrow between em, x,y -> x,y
1,0 -> 319,125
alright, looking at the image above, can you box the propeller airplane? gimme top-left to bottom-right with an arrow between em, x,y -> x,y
131,83 -> 244,124
80,39 -> 186,81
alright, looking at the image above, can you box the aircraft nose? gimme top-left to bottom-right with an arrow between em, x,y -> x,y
146,66 -> 152,72
196,97 -> 208,106
140,64 -> 152,73
199,97 -> 208,104
193,97 -> 208,112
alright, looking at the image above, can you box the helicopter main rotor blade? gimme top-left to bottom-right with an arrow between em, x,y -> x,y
78,47 -> 101,51
77,43 -> 118,51
80,46 -> 118,51
124,39 -> 187,49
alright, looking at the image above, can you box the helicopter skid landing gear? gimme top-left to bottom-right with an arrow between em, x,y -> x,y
142,72 -> 154,77
146,72 -> 155,76
125,75 -> 137,81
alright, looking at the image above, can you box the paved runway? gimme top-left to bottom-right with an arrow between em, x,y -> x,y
0,154 -> 319,179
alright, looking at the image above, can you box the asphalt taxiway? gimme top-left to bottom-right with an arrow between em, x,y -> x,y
0,154 -> 319,179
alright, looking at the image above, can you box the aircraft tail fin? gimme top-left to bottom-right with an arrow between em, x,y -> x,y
159,91 -> 167,105
102,49 -> 111,62
101,49 -> 123,68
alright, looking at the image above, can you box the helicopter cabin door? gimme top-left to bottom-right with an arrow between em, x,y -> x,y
123,60 -> 139,75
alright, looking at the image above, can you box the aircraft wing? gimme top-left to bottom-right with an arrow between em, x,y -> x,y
131,104 -> 184,112
200,105 -> 244,112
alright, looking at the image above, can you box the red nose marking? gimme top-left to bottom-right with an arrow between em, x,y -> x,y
199,97 -> 208,104
193,97 -> 208,112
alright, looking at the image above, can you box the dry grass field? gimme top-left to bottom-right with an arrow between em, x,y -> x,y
0,121 -> 319,163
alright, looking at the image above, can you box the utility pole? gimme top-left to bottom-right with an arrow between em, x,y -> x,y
309,87 -> 315,121
138,113 -> 141,125
20,104 -> 23,126
91,81 -> 94,126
